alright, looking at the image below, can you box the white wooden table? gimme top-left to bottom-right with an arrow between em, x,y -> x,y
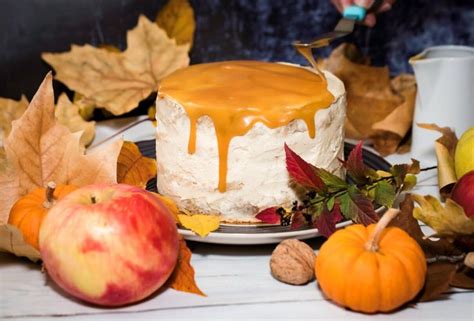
1,117 -> 473,321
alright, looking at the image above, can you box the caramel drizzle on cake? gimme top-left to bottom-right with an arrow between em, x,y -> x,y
158,61 -> 334,192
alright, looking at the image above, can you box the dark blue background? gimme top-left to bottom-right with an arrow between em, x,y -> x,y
1,0 -> 473,99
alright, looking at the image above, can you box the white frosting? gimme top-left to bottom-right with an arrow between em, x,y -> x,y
155,69 -> 346,222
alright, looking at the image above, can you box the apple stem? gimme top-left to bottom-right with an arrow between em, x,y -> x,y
365,208 -> 400,252
43,181 -> 57,209
91,195 -> 97,204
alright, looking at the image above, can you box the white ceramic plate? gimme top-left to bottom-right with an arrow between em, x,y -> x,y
135,139 -> 391,245
178,221 -> 354,245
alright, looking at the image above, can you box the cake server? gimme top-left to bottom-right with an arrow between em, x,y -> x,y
293,0 -> 384,50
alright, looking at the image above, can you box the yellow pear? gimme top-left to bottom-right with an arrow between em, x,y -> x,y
455,126 -> 474,179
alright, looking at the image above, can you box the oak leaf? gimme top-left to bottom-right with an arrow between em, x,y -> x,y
117,141 -> 157,189
178,213 -> 220,238
168,236 -> 205,296
55,94 -> 96,146
156,0 -> 195,46
0,73 -> 123,259
42,15 -> 190,116
412,194 -> 474,236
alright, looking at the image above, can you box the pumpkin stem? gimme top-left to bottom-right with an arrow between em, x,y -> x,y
43,181 -> 57,209
365,208 -> 400,252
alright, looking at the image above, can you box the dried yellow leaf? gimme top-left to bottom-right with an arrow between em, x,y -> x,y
42,15 -> 190,116
178,214 -> 220,237
117,141 -> 157,189
156,0 -> 196,46
153,193 -> 179,223
412,194 -> 474,236
169,236 -> 205,296
55,94 -> 96,146
0,224 -> 40,262
0,73 -> 123,260
0,95 -> 29,144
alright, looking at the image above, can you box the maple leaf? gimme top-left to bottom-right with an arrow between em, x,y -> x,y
117,141 -> 157,189
284,143 -> 324,191
0,73 -> 123,259
156,0 -> 195,46
0,95 -> 29,145
313,203 -> 343,238
55,94 -> 96,146
338,186 -> 379,225
412,194 -> 474,236
178,214 -> 220,238
256,207 -> 281,224
42,15 -> 190,116
168,236 -> 205,296
342,141 -> 377,184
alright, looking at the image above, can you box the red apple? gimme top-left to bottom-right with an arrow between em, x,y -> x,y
39,184 -> 179,306
451,170 -> 474,218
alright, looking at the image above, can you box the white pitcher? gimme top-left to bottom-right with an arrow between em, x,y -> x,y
410,45 -> 474,165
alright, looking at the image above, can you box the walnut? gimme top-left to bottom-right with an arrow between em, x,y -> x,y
270,239 -> 316,285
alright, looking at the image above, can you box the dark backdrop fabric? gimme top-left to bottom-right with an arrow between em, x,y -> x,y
1,0 -> 473,99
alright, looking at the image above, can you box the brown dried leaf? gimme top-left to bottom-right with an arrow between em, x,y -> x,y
156,0 -> 195,46
0,224 -> 40,262
389,195 -> 460,258
418,124 -> 458,198
372,75 -> 417,155
117,141 -> 157,189
322,44 -> 416,155
450,266 -> 474,289
0,95 -> 29,144
168,236 -> 206,296
418,262 -> 456,302
0,73 -> 123,259
42,15 -> 190,116
55,94 -> 96,146
322,44 -> 402,138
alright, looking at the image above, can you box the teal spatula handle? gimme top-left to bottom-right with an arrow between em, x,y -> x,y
343,6 -> 367,21
343,0 -> 385,21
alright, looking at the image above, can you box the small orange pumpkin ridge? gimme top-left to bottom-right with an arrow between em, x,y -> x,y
8,182 -> 77,250
315,209 -> 427,313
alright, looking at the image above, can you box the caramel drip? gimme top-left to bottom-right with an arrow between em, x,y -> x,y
159,61 -> 335,192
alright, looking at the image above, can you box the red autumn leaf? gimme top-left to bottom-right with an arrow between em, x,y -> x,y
313,204 -> 343,238
284,143 -> 324,191
255,207 -> 281,224
342,141 -> 376,184
290,211 -> 306,230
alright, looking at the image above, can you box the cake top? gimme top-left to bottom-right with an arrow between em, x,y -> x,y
158,61 -> 336,192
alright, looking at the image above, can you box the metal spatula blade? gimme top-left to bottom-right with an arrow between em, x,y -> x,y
293,0 -> 384,49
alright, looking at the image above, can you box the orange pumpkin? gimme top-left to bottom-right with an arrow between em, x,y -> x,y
8,182 -> 77,250
315,209 -> 427,313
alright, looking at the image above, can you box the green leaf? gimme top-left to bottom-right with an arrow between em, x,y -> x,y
373,180 -> 396,208
402,174 -> 417,192
314,167 -> 347,191
326,195 -> 336,211
337,186 -> 379,225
